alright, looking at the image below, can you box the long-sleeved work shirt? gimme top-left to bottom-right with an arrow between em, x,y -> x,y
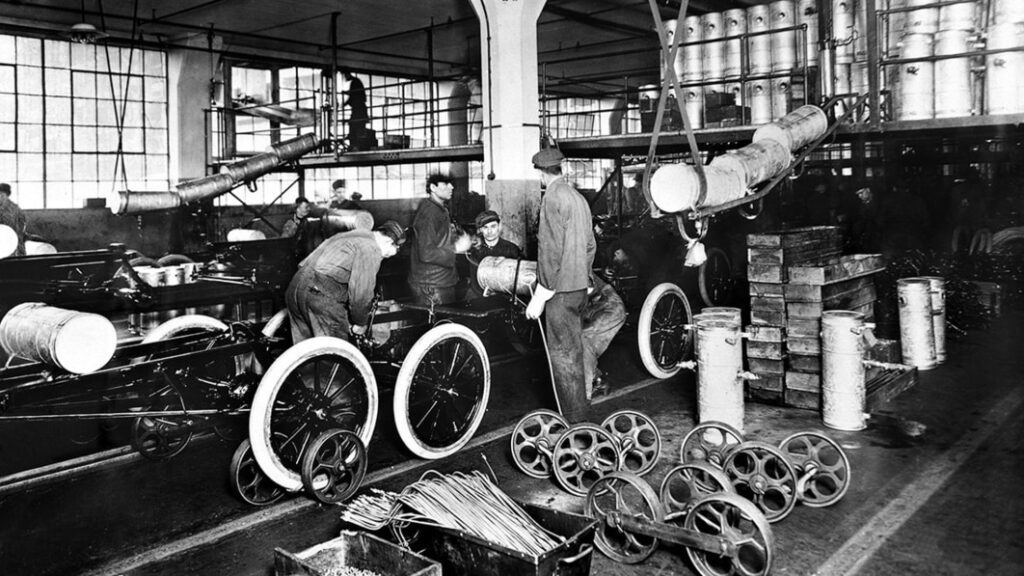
296,229 -> 383,325
537,177 -> 596,292
409,197 -> 459,289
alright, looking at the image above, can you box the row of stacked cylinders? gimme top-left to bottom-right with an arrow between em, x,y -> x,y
889,0 -> 1024,119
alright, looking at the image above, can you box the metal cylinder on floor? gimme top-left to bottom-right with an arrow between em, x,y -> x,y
696,320 -> 745,433
896,33 -> 935,120
919,276 -> 947,364
822,310 -> 869,431
770,1 -> 797,73
897,277 -> 937,370
748,4 -> 772,75
700,307 -> 742,326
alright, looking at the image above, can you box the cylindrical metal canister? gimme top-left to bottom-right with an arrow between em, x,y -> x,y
266,133 -> 319,162
684,87 -> 704,129
724,9 -> 747,79
219,151 -> 281,183
696,320 -> 745,433
834,62 -> 853,96
175,173 -> 236,204
822,310 -> 868,431
939,1 -> 976,31
116,191 -> 182,215
748,4 -> 772,75
771,76 -> 792,120
897,277 -> 937,370
710,139 -> 792,188
833,0 -> 856,64
476,256 -> 538,297
934,29 -> 973,118
985,22 -> 1024,115
896,33 -> 935,120
749,80 -> 773,124
770,1 -> 797,73
726,81 -> 745,107
993,0 -> 1024,24
0,303 -> 118,374
162,265 -> 186,286
683,15 -> 704,82
854,0 -> 870,62
797,0 -> 819,67
851,59 -> 871,96
649,163 -> 747,214
919,276 -> 947,363
700,307 -> 742,326
703,12 -> 726,81
752,104 -> 828,151
323,209 -> 375,232
134,265 -> 166,287
904,0 -> 939,34
662,19 -> 684,83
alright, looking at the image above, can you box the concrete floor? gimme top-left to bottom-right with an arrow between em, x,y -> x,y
1,311 -> 1022,576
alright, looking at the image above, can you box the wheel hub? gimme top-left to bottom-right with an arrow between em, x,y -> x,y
579,451 -> 597,470
751,474 -> 769,493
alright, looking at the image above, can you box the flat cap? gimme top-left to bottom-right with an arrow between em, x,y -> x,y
474,210 -> 500,229
0,183 -> 10,195
332,179 -> 346,190
375,220 -> 406,246
532,148 -> 564,168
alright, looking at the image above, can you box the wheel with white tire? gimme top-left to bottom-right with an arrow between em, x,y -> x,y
248,337 -> 378,492
637,283 -> 693,379
393,323 -> 490,459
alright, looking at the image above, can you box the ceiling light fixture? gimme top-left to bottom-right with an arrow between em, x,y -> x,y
65,0 -> 108,44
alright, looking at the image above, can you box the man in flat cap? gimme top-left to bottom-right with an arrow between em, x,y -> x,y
285,220 -> 405,344
525,147 -> 596,421
0,183 -> 27,257
466,209 -> 522,301
330,179 -> 363,211
408,172 -> 472,306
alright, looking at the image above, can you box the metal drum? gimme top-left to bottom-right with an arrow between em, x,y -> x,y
700,307 -> 742,326
896,33 -> 934,120
703,12 -> 726,81
939,1 -> 976,31
897,277 -> 936,370
116,190 -> 182,215
821,311 -> 869,431
753,104 -> 827,152
985,22 -> 1024,115
267,133 -> 320,162
682,15 -> 703,83
993,0 -> 1024,24
684,87 -> 704,129
649,163 -> 746,214
175,173 -> 235,204
695,320 -> 745,433
0,303 -> 117,374
724,9 -> 747,79
798,0 -> 819,67
476,256 -> 537,297
726,81 -> 745,106
919,276 -> 946,364
162,265 -> 187,286
833,0 -> 856,64
851,60 -> 871,96
770,1 -> 797,73
934,29 -> 973,118
748,4 -> 772,75
219,151 -> 281,183
749,80 -> 772,124
834,62 -> 853,96
662,19 -> 683,82
710,138 -> 792,188
771,76 -> 792,119
854,0 -> 870,62
135,265 -> 166,287
904,0 -> 939,35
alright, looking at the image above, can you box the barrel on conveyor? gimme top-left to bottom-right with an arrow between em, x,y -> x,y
477,256 -> 538,297
0,303 -> 117,374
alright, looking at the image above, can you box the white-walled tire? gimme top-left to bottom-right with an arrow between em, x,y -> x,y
248,337 -> 378,492
393,323 -> 490,459
141,314 -> 229,345
261,309 -> 290,338
637,283 -> 693,379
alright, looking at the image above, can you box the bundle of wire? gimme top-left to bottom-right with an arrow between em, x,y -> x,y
339,470 -> 564,556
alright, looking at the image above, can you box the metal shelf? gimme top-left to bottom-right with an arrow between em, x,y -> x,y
297,144 -> 483,168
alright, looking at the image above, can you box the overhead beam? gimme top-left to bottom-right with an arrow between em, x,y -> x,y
543,4 -> 655,38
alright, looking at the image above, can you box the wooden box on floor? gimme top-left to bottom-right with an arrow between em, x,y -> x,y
746,324 -> 786,403
275,531 -> 441,576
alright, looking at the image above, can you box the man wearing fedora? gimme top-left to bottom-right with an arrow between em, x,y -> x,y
525,148 -> 596,421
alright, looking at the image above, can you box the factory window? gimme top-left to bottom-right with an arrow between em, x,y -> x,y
0,34 -> 169,209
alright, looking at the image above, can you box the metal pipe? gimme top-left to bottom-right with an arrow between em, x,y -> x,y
331,11 -> 339,159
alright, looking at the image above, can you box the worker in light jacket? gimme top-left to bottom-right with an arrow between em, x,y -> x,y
525,148 -> 597,421
408,172 -> 471,306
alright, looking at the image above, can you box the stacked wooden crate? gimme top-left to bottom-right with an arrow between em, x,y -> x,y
745,227 -> 843,404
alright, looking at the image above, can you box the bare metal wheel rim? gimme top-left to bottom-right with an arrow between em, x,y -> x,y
229,439 -> 286,506
300,429 -> 367,505
779,431 -> 851,508
393,323 -> 490,460
659,462 -> 736,515
637,282 -> 694,379
684,492 -> 775,576
680,421 -> 745,468
249,337 -> 378,493
601,409 -> 662,476
723,441 -> 798,523
552,423 -> 623,496
129,381 -> 194,461
505,301 -> 544,356
585,471 -> 666,564
698,247 -> 734,307
510,409 -> 569,479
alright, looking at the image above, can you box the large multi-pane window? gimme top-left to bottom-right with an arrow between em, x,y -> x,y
0,34 -> 169,209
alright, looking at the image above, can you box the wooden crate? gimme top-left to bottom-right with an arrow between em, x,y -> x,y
784,388 -> 820,410
784,275 -> 875,302
747,341 -> 785,360
751,309 -> 786,325
746,226 -> 843,249
788,353 -> 822,373
786,336 -> 821,355
786,370 -> 821,392
748,263 -> 786,283
786,317 -> 821,338
750,296 -> 786,313
748,357 -> 786,374
746,324 -> 784,342
787,254 -> 885,285
749,281 -> 786,297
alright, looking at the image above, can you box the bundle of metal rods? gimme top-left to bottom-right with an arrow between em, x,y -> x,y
339,470 -> 564,556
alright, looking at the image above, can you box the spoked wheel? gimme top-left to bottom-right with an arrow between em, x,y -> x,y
698,247 -> 735,307
723,441 -> 798,523
249,337 -> 378,493
393,324 -> 490,460
300,429 -> 367,505
601,410 -> 662,476
680,421 -> 745,468
779,431 -> 851,508
637,283 -> 694,379
510,409 -> 569,479
504,303 -> 544,356
683,492 -> 775,576
659,462 -> 735,515
551,423 -> 623,496
130,383 -> 193,461
230,438 -> 286,506
585,471 -> 665,564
